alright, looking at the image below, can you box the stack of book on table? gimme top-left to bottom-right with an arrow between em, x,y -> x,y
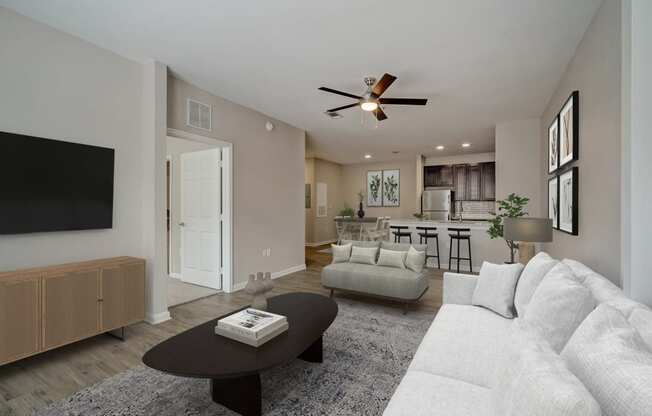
215,308 -> 288,347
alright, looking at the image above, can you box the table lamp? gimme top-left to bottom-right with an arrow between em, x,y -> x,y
503,217 -> 553,264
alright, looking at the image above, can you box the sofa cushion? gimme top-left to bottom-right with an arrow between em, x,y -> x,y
380,241 -> 427,252
321,262 -> 428,300
331,243 -> 352,263
349,246 -> 378,265
408,304 -> 512,387
514,252 -> 558,316
341,239 -> 381,248
472,261 -> 524,318
562,258 -> 621,301
405,246 -> 426,273
383,370 -> 491,416
493,319 -> 601,416
630,307 -> 652,349
377,248 -> 407,269
523,262 -> 594,352
561,304 -> 652,416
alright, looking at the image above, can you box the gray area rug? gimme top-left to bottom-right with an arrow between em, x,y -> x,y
36,298 -> 434,416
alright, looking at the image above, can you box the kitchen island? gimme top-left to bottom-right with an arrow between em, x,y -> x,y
389,219 -> 507,271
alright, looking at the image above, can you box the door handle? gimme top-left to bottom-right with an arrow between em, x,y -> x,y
179,222 -> 186,227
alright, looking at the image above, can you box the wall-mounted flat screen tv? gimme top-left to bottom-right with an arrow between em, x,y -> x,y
0,131 -> 114,234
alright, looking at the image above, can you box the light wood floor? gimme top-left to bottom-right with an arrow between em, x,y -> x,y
0,247 -> 444,416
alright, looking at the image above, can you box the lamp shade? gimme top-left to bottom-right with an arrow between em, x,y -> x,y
503,217 -> 553,243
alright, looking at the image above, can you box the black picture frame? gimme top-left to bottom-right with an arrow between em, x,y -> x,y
559,90 -> 579,168
548,115 -> 560,174
548,176 -> 559,230
558,166 -> 579,235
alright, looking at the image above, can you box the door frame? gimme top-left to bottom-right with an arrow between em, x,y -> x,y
166,128 -> 234,294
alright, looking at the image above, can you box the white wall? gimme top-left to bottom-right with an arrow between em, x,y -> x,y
0,8 -> 144,270
166,137 -> 216,275
621,0 -> 652,304
495,119 -> 541,215
539,0 -> 622,283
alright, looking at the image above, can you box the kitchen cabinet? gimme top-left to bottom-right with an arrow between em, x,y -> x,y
424,166 -> 453,187
426,162 -> 495,201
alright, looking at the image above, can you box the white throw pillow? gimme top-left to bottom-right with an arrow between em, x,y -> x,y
405,246 -> 426,273
471,261 -> 524,318
630,307 -> 652,351
561,304 -> 652,416
376,248 -> 406,269
348,246 -> 378,265
514,252 -> 558,316
523,262 -> 594,353
331,243 -> 352,264
493,319 -> 601,416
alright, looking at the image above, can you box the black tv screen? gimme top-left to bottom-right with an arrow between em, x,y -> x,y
0,131 -> 115,234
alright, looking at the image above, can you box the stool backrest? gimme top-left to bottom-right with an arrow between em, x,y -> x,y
416,226 -> 437,231
448,227 -> 471,235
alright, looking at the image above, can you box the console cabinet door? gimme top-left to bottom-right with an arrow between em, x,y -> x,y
100,266 -> 125,332
0,274 -> 41,365
122,261 -> 146,324
42,269 -> 100,350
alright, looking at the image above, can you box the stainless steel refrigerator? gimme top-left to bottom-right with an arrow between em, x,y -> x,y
422,189 -> 452,220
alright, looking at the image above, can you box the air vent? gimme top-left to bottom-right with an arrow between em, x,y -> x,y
187,99 -> 212,131
324,111 -> 343,119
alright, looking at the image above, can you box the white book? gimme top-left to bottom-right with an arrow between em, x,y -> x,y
215,322 -> 288,347
217,308 -> 287,340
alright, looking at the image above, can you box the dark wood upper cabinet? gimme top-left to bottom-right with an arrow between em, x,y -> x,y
426,161 -> 495,201
481,162 -> 496,201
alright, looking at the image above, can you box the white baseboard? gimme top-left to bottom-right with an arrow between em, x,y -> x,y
169,272 -> 182,280
305,239 -> 336,247
230,264 -> 307,293
145,310 -> 172,325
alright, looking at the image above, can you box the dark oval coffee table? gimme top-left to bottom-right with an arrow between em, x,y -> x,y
143,292 -> 338,416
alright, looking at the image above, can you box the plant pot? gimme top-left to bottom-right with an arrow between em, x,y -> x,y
357,202 -> 365,218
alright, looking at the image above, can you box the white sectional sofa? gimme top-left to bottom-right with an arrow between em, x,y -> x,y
383,255 -> 652,416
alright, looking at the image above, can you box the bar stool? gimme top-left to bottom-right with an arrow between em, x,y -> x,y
390,225 -> 412,243
416,226 -> 441,269
448,227 -> 472,273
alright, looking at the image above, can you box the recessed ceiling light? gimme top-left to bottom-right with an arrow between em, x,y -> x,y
462,143 -> 471,148
364,154 -> 372,159
436,145 -> 445,150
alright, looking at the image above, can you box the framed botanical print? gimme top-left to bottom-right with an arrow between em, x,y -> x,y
559,91 -> 579,168
382,169 -> 400,207
558,167 -> 578,235
366,171 -> 382,206
548,116 -> 559,173
548,176 -> 559,230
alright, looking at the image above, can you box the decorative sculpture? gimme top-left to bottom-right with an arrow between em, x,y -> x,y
244,272 -> 274,310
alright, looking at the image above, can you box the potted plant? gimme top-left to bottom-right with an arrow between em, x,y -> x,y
487,193 -> 530,263
339,205 -> 355,217
357,191 -> 365,218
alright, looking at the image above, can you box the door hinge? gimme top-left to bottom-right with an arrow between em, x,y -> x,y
218,160 -> 223,168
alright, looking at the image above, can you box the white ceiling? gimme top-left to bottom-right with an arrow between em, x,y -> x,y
1,0 -> 601,164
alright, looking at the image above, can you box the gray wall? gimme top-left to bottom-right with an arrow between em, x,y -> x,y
496,118 -> 542,215
539,0 -> 622,283
167,76 -> 306,285
0,8 -> 145,270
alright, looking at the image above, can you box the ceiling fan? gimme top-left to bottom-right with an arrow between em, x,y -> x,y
318,73 -> 427,121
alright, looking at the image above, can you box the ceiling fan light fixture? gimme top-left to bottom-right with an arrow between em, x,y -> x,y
360,99 -> 378,112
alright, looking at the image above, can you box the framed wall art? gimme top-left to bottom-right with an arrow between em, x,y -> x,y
366,170 -> 382,207
548,176 -> 559,230
382,169 -> 400,207
558,167 -> 578,235
559,91 -> 579,168
548,116 -> 559,173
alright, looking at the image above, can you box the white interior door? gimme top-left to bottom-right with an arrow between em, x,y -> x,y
180,148 -> 222,289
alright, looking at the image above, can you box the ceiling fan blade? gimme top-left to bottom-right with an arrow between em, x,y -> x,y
371,73 -> 397,98
379,98 -> 428,105
373,107 -> 388,121
318,87 -> 361,100
327,103 -> 358,113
